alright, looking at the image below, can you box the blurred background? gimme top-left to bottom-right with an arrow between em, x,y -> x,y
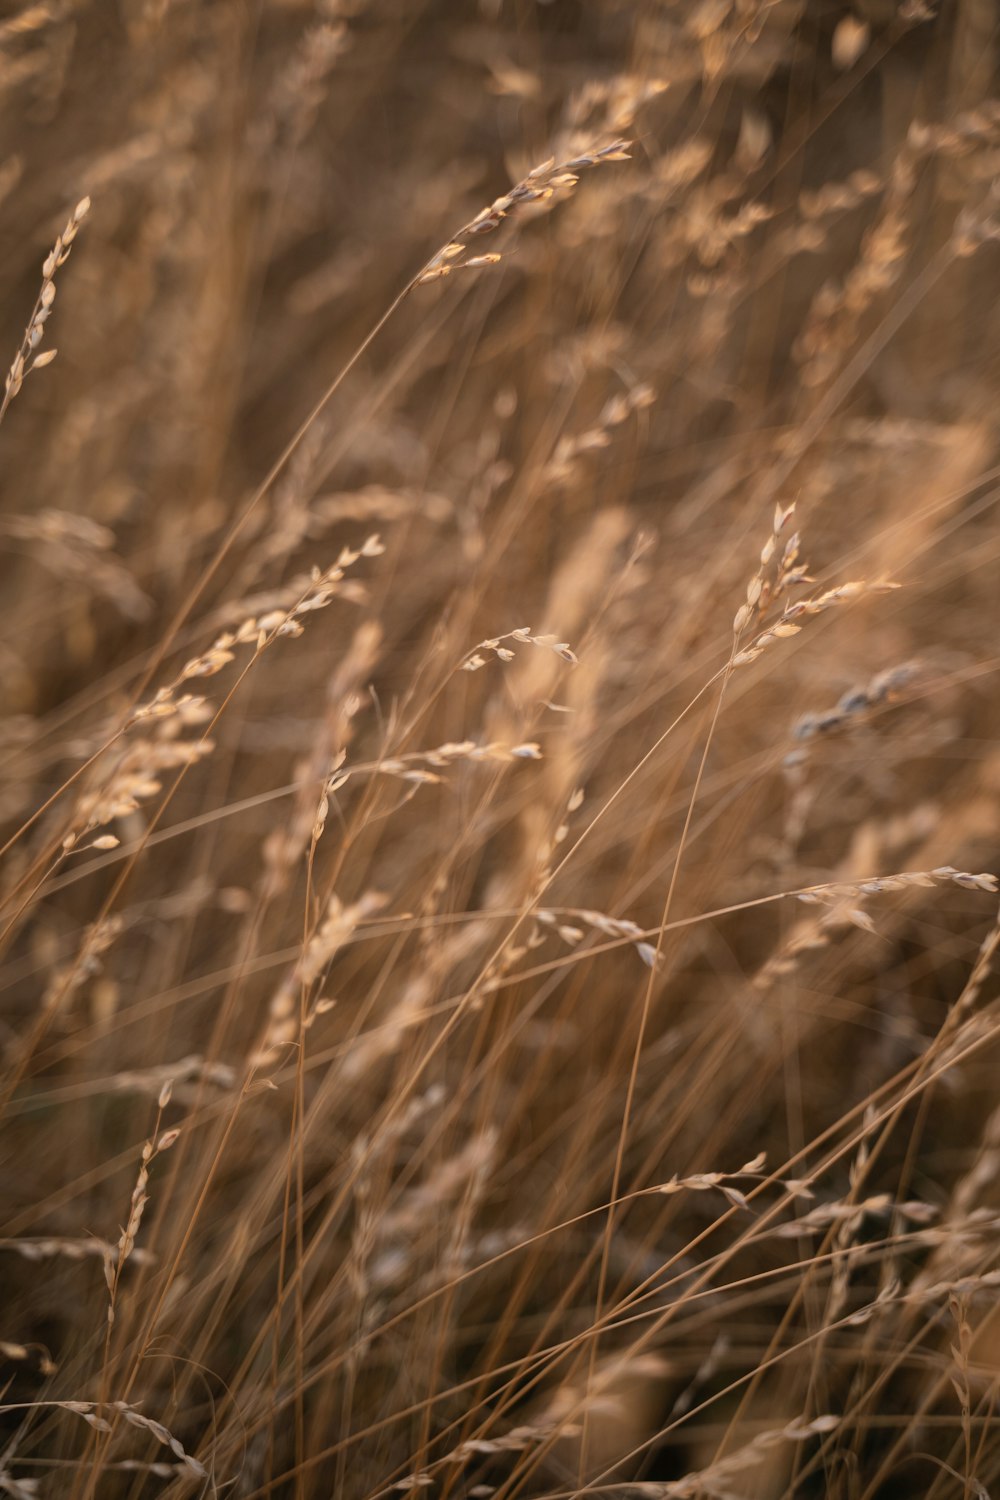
2,1 -> 1000,1496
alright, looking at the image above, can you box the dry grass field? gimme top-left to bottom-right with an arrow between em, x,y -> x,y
3,1 -> 1000,1496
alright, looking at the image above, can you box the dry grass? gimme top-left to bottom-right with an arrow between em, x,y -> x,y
2,2 -> 1000,1496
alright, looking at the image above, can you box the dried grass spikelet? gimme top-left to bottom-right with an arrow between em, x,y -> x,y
769,166 -> 883,262
366,739 -> 545,791
631,1411 -> 841,1498
309,740 -> 549,858
37,915 -> 122,1021
797,169 -> 883,226
346,1129 -> 498,1388
12,1400 -> 205,1479
790,659 -> 925,743
732,499 -> 810,637
72,697 -> 214,838
482,509 -> 635,930
376,1130 -> 497,1242
559,72 -> 668,144
181,535 -> 385,678
683,0 -> 795,95
793,144 -> 921,388
104,1053 -> 236,1105
489,507 -> 631,725
772,1193 -> 937,1243
679,178 -> 773,272
130,534 -> 384,725
416,140 -> 633,285
208,573 -> 372,645
793,109 -> 1000,388
496,790 -> 661,975
460,628 -> 578,675
780,661 -> 935,863
950,899 -> 1000,1026
528,1350 -> 672,1484
106,1082 -> 180,1327
542,379 -> 655,489
1,195 -> 89,426
0,509 -> 149,621
0,1236 -> 153,1268
821,1112 -> 880,1325
733,538 -> 899,669
794,861 -> 995,943
263,618 -> 381,896
390,1352 -> 669,1493
299,890 -> 386,987
651,136 -> 715,204
257,20 -> 350,155
252,890 -> 385,1068
947,1291 -> 977,1472
311,484 -> 454,529
658,1152 -> 772,1214
0,1467 -> 39,1499
538,903 -> 660,971
90,534 -> 386,857
750,804 -> 996,1000
916,1091 -> 1000,1316
0,1340 -> 56,1377
796,865 -> 997,908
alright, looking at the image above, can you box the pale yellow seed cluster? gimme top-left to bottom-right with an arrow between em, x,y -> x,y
1,195 -> 90,424
417,141 -> 632,285
462,626 -> 578,673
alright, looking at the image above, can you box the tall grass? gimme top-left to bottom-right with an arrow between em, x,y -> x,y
2,2 -> 1000,1496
